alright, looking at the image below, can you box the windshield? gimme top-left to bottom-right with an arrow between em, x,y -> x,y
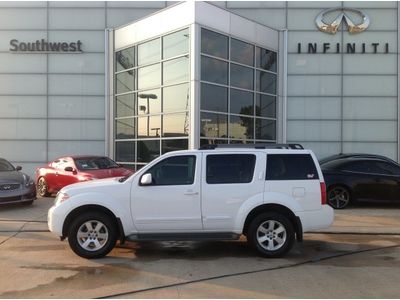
0,159 -> 15,171
74,157 -> 120,170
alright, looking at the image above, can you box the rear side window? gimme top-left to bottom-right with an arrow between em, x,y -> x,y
266,154 -> 318,180
206,154 -> 256,184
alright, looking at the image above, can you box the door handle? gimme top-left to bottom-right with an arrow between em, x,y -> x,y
184,191 -> 199,196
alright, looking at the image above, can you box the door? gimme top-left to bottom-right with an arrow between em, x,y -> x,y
131,154 -> 202,232
201,153 -> 265,231
55,158 -> 79,189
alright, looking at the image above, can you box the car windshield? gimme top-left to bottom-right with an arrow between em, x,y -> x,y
74,157 -> 119,170
0,159 -> 15,171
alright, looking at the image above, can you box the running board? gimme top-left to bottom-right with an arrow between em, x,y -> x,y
125,232 -> 240,242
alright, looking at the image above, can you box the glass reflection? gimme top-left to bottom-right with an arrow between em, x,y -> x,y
116,141 -> 135,162
256,119 -> 276,140
200,112 -> 228,138
230,115 -> 254,140
163,56 -> 189,85
256,47 -> 277,72
163,113 -> 189,137
116,47 -> 134,72
137,115 -> 161,138
115,118 -> 135,139
116,70 -> 135,94
256,94 -> 276,118
230,64 -> 253,90
163,28 -> 189,59
163,83 -> 189,113
231,38 -> 254,66
257,71 -> 276,95
137,140 -> 160,163
201,28 -> 228,59
138,89 -> 161,115
116,93 -> 136,117
138,63 -> 161,90
201,56 -> 228,85
200,139 -> 228,146
138,38 -> 160,66
201,83 -> 227,113
230,89 -> 253,116
162,139 -> 189,154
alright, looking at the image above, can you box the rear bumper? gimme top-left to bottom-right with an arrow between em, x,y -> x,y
297,205 -> 334,232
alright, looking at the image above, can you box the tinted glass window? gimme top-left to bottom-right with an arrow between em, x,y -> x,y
230,115 -> 254,140
230,89 -> 253,116
138,63 -> 161,90
138,38 -> 160,66
343,160 -> 400,175
256,94 -> 276,118
163,113 -> 189,137
230,64 -> 253,90
162,139 -> 189,154
163,56 -> 189,85
256,119 -> 276,140
116,70 -> 135,94
163,28 -> 189,59
207,154 -> 256,184
201,83 -> 228,113
266,154 -> 318,180
116,93 -> 136,117
115,118 -> 135,139
145,155 -> 196,185
256,47 -> 277,72
116,47 -> 134,72
201,28 -> 228,59
163,83 -> 189,113
137,115 -> 161,138
115,141 -> 135,162
257,71 -> 276,95
231,38 -> 254,66
374,161 -> 400,175
137,140 -> 160,163
201,56 -> 228,85
138,89 -> 161,115
200,112 -> 228,138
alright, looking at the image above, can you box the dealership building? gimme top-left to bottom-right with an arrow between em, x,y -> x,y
0,1 -> 399,175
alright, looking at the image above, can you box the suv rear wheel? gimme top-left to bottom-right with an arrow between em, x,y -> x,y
247,212 -> 295,258
67,212 -> 117,259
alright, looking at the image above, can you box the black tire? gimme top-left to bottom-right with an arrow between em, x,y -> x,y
247,212 -> 295,258
327,186 -> 351,209
67,212 -> 117,259
37,177 -> 50,197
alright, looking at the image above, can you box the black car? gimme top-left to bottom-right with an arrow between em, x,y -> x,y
0,158 -> 36,205
321,154 -> 400,209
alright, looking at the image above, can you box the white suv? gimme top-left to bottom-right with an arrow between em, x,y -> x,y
48,144 -> 334,259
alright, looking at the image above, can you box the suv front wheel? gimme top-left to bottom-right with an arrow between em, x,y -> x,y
247,212 -> 295,258
67,212 -> 117,259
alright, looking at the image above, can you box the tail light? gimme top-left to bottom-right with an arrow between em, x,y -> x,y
320,182 -> 327,205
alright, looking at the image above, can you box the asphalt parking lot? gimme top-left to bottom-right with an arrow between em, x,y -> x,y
0,198 -> 400,298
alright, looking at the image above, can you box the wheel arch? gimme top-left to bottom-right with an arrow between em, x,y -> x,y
242,204 -> 303,242
62,204 -> 125,243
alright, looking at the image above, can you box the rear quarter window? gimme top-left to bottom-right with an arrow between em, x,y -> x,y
266,154 -> 319,180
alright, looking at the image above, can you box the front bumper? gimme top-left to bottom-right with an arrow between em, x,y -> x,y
0,185 -> 36,205
47,204 -> 66,237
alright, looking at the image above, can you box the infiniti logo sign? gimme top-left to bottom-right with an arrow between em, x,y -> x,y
315,8 -> 370,34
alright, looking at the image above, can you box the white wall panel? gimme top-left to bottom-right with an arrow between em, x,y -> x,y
50,1 -> 105,7
288,54 -> 341,74
343,75 -> 397,96
343,142 -> 397,161
48,74 -> 104,95
48,120 -> 105,140
18,163 -> 44,178
48,53 -> 104,74
343,97 -> 397,120
0,1 -> 46,7
343,1 -> 397,8
343,54 -> 397,75
0,119 -> 46,139
287,9 -> 322,31
0,53 -> 46,73
48,141 -> 105,159
227,1 -> 286,8
0,31 -> 46,51
287,120 -> 341,141
107,1 -> 166,8
49,96 -> 105,118
0,141 -> 47,162
229,9 -> 286,29
49,9 -> 105,30
343,121 -> 397,142
296,142 -> 342,160
287,97 -> 341,119
0,96 -> 46,118
343,32 -> 397,53
48,31 -> 104,52
106,9 -> 158,28
288,2 -> 341,8
288,75 -> 341,96
0,8 -> 46,29
0,74 -> 46,95
288,31 -> 342,53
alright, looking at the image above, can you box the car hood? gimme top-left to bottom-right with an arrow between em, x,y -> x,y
81,167 -> 133,179
61,177 -> 123,195
0,171 -> 26,184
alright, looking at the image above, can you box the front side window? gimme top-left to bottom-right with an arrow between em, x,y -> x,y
206,154 -> 256,184
144,155 -> 196,185
266,154 -> 318,180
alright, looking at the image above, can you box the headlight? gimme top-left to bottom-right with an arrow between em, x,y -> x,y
23,175 -> 34,187
55,192 -> 70,206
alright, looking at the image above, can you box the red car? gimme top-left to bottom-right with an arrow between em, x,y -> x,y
35,156 -> 134,197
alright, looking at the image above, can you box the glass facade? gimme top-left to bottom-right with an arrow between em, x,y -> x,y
200,28 -> 278,146
114,28 -> 190,170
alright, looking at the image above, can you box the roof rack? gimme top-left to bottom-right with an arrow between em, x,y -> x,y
199,143 -> 304,150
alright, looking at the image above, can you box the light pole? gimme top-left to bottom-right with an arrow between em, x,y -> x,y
138,93 -> 157,137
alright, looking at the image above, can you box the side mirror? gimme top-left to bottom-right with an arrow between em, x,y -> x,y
64,167 -> 75,172
16,166 -> 22,171
140,173 -> 153,185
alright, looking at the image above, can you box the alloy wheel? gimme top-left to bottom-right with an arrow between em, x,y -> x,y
328,186 -> 350,209
256,220 -> 287,251
77,220 -> 109,252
